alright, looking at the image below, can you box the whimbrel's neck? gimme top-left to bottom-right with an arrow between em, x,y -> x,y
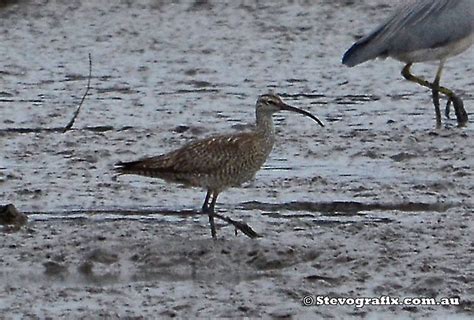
255,110 -> 276,150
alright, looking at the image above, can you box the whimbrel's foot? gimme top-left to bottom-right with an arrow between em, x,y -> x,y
212,212 -> 261,239
232,221 -> 261,239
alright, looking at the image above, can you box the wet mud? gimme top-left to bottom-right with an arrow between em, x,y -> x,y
1,0 -> 473,319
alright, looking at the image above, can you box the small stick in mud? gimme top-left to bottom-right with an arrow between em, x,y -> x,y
63,53 -> 92,133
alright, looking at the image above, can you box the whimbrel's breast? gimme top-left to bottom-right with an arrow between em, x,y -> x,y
161,144 -> 270,191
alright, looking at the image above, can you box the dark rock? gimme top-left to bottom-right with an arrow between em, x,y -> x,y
0,204 -> 27,227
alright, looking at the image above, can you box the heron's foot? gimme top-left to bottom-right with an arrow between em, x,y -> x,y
445,98 -> 452,119
403,64 -> 468,127
441,95 -> 467,127
451,95 -> 468,127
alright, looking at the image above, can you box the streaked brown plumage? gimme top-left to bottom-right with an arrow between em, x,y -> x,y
115,93 -> 324,239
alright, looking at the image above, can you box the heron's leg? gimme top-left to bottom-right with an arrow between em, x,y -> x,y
207,192 -> 219,239
431,61 -> 444,127
401,64 -> 468,126
431,61 -> 454,120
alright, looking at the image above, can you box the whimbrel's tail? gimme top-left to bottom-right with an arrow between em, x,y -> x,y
114,159 -> 161,177
114,155 -> 181,179
114,160 -> 138,175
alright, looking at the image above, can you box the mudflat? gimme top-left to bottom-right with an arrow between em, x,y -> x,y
1,0 -> 472,318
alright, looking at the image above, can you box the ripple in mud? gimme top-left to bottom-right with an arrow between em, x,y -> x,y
239,200 -> 455,213
26,200 -> 455,219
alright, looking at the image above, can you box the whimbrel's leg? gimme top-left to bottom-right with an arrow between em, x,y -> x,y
201,191 -> 260,239
201,190 -> 217,239
202,190 -> 211,213
401,63 -> 468,127
207,192 -> 218,239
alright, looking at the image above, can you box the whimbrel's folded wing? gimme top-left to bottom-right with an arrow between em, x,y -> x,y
115,132 -> 267,177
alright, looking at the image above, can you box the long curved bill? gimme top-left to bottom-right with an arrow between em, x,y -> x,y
279,102 -> 325,127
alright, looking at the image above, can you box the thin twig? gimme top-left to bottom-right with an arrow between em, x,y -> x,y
63,53 -> 92,133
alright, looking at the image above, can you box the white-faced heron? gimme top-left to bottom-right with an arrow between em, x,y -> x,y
343,0 -> 473,127
115,94 -> 324,239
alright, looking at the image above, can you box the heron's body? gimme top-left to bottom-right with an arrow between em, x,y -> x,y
343,0 -> 473,127
115,94 -> 324,238
393,34 -> 472,63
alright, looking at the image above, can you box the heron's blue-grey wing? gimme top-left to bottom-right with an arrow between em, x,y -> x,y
343,0 -> 473,66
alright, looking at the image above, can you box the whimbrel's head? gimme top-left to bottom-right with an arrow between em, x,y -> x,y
256,93 -> 324,127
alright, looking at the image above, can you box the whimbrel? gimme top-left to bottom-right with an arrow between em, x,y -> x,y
115,93 -> 324,239
342,0 -> 473,127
